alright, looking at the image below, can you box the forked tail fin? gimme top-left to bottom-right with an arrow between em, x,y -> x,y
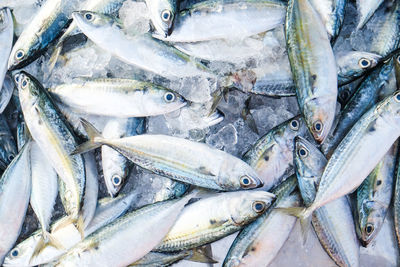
71,118 -> 104,155
276,206 -> 313,244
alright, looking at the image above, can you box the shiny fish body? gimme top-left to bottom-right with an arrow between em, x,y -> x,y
242,115 -> 310,190
0,142 -> 31,264
17,71 -> 85,222
0,76 -> 15,114
0,8 -> 13,90
3,194 -> 135,267
286,0 -> 337,143
357,0 -> 384,29
223,176 -> 298,267
130,251 -> 193,267
355,142 -> 397,246
55,193 -> 195,267
0,114 -> 17,170
155,0 -> 286,42
295,136 -> 359,267
30,142 -> 58,234
394,146 -> 400,250
102,117 -> 145,197
49,78 -> 187,117
145,0 -> 176,37
7,0 -> 79,70
301,91 -> 400,220
152,177 -> 189,203
369,0 -> 400,57
155,191 -> 275,252
309,0 -> 346,41
72,12 -> 212,79
81,152 -> 99,228
322,59 -> 394,155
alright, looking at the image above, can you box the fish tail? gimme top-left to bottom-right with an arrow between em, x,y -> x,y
71,118 -> 104,155
188,246 -> 218,264
48,44 -> 63,73
276,206 -> 313,244
30,230 -> 64,261
75,213 -> 85,240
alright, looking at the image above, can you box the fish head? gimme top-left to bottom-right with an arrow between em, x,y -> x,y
377,91 -> 400,125
228,191 -> 275,226
72,11 -> 115,33
357,200 -> 386,246
3,235 -> 37,267
147,86 -> 187,115
337,51 -> 381,80
227,162 -> 264,190
7,34 -> 37,71
13,71 -> 41,110
146,0 -> 176,37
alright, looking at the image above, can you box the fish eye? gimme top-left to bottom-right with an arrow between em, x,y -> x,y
240,176 -> 252,187
14,74 -> 20,84
365,223 -> 374,235
164,92 -> 175,102
11,248 -> 19,257
312,120 -> 323,133
252,201 -> 266,213
394,92 -> 400,102
298,146 -> 308,158
112,175 -> 122,186
161,10 -> 172,22
289,119 -> 299,130
8,154 -> 14,161
396,55 -> 400,64
340,89 -> 350,101
358,58 -> 371,69
15,50 -> 25,60
84,13 -> 93,21
21,78 -> 29,89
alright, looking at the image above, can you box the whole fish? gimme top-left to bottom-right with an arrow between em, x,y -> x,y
16,71 -> 86,233
223,176 -> 298,267
145,0 -> 176,37
72,11 -> 212,79
0,8 -> 13,89
286,91 -> 400,231
155,191 -> 275,252
8,0 -> 80,70
295,136 -> 360,267
286,0 -> 337,143
242,115 -> 310,190
356,0 -> 384,29
0,114 -> 18,170
72,118 -> 263,191
309,0 -> 346,41
102,117 -> 145,197
355,142 -> 398,246
48,78 -> 187,117
155,0 -> 286,42
0,142 -> 31,264
3,193 -> 135,267
54,192 -> 196,267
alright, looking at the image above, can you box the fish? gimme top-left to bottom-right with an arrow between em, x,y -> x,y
16,71 -> 86,232
7,0 -> 80,70
356,0 -> 384,29
0,8 -> 13,89
0,76 -> 16,114
242,115 -> 311,190
294,136 -> 360,266
222,176 -> 298,267
355,142 -> 398,247
101,117 -> 145,197
152,175 -> 190,203
0,114 -> 18,170
72,11 -> 212,79
81,152 -> 99,229
155,191 -> 275,252
286,0 -> 337,143
145,0 -> 176,37
0,142 -> 31,264
48,78 -> 187,117
54,192 -> 196,267
155,0 -> 286,42
72,118 -> 263,191
3,193 -> 135,267
285,91 -> 400,234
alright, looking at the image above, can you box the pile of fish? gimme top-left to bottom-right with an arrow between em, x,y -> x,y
1,0 -> 400,266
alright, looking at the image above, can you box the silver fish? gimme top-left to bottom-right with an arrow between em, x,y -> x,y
0,8 -> 13,90
356,0 -> 384,29
145,0 -> 176,37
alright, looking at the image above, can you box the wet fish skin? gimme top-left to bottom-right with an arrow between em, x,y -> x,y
7,0 -> 79,70
0,8 -> 13,90
295,136 -> 360,267
48,78 -> 187,117
156,0 -> 286,42
155,191 -> 275,252
355,142 -> 397,247
145,0 -> 176,37
0,142 -> 31,264
54,193 -> 195,267
242,115 -> 311,190
286,0 -> 337,143
222,176 -> 298,267
356,0 -> 384,30
16,71 -> 85,224
3,194 -> 135,267
0,114 -> 18,170
72,11 -> 212,79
